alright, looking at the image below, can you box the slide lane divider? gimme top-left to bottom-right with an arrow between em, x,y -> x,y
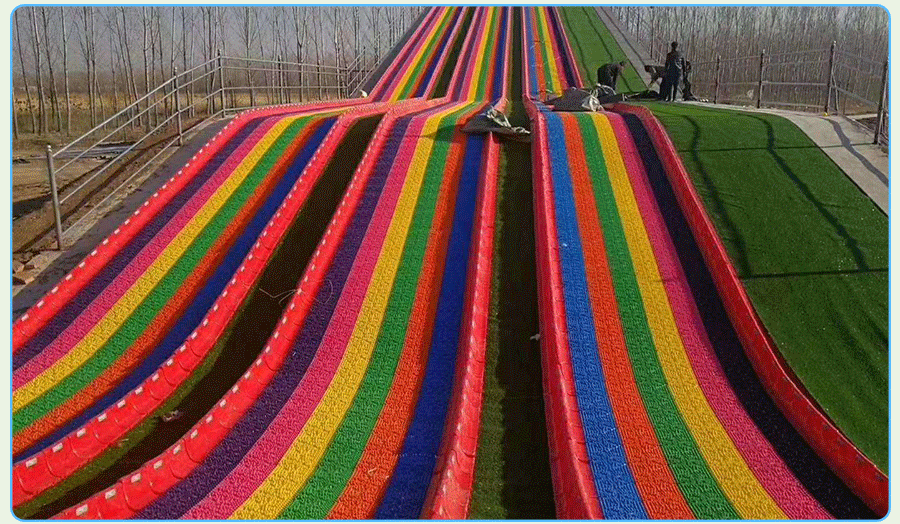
610,113 -> 830,519
613,103 -> 888,517
525,99 -> 601,520
13,100 -> 363,351
12,100 -> 361,511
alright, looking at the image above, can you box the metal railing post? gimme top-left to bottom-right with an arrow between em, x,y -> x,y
278,56 -> 285,105
874,59 -> 888,145
218,50 -> 226,116
714,55 -> 721,104
757,49 -> 765,108
825,41 -> 836,113
173,67 -> 183,146
45,145 -> 64,250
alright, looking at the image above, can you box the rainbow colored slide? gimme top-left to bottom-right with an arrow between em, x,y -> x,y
11,6 -> 885,520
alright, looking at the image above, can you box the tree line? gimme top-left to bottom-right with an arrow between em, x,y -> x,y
12,6 -> 425,139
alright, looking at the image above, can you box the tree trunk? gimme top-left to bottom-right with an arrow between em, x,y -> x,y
14,10 -> 36,133
28,7 -> 47,136
40,7 -> 62,133
60,7 -> 71,136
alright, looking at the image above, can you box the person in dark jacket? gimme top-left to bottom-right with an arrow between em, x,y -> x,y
597,61 -> 627,93
662,41 -> 685,101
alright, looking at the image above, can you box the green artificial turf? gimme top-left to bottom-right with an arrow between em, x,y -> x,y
470,119 -> 555,520
557,6 -> 646,93
642,101 -> 888,472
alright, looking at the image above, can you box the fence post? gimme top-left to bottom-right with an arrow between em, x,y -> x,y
173,67 -> 183,146
824,41 -> 836,113
218,50 -> 226,116
45,145 -> 64,250
874,59 -> 888,145
714,55 -> 721,104
757,49 -> 765,108
279,56 -> 285,104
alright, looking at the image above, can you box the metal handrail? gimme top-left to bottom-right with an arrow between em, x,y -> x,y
39,51 -> 379,250
221,55 -> 348,71
53,58 -> 217,157
59,108 -> 182,205
54,86 -> 178,174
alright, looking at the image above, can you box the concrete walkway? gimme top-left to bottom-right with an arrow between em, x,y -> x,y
688,102 -> 889,215
594,7 -> 655,87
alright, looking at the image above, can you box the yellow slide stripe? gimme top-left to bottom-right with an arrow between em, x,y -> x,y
590,114 -> 786,520
13,115 -> 305,411
231,101 -> 472,519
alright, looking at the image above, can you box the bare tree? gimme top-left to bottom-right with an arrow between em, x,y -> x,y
14,9 -> 36,133
77,7 -> 97,127
28,7 -> 47,135
292,7 -> 307,101
39,7 -> 62,132
60,7 -> 71,135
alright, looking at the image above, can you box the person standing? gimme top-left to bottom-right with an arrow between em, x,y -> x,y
663,41 -> 685,101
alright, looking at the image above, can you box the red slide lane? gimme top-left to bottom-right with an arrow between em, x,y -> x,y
613,103 -> 888,517
526,100 -> 603,519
